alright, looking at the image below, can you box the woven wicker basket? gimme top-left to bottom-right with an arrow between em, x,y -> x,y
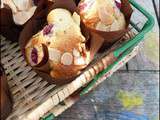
1,0 -> 155,119
1,30 -> 139,120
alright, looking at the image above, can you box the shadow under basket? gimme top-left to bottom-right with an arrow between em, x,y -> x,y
0,0 -> 154,120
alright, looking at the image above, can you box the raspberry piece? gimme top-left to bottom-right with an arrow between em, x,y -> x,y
43,24 -> 54,35
31,48 -> 38,64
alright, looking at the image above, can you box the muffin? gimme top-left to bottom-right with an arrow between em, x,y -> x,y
78,0 -> 126,31
25,8 -> 91,83
0,0 -> 39,41
0,64 -> 12,120
1,0 -> 37,25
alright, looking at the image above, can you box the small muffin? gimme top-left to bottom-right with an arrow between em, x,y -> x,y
25,8 -> 91,82
0,0 -> 39,41
1,0 -> 37,25
78,0 -> 126,31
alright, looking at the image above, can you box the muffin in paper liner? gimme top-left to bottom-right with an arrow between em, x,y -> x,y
0,0 -> 39,42
19,0 -> 103,85
77,0 -> 133,51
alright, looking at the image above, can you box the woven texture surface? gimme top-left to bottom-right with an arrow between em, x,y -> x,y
0,31 -> 137,120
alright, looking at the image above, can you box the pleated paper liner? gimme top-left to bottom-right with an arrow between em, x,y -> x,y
19,0 -> 109,85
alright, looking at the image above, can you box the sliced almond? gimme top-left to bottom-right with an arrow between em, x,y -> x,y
73,48 -> 81,57
72,12 -> 80,26
61,52 -> 73,65
98,6 -> 114,25
97,0 -> 114,14
74,57 -> 86,65
48,48 -> 61,62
